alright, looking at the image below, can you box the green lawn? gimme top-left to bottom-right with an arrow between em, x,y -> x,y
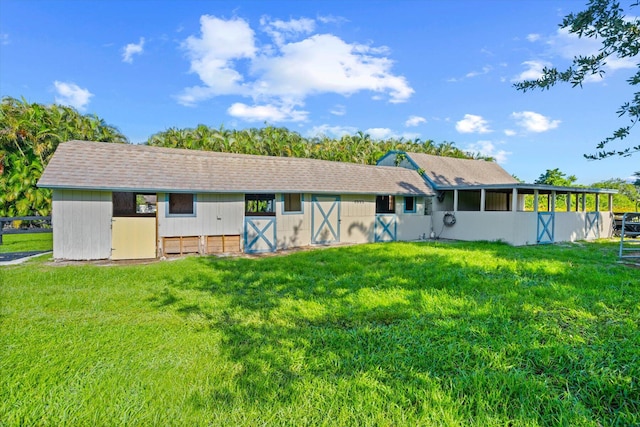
0,233 -> 52,253
1,241 -> 638,426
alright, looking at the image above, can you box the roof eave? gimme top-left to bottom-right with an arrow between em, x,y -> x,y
433,183 -> 618,194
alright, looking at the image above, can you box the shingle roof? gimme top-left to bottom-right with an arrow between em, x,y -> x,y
405,152 -> 519,187
38,140 -> 435,196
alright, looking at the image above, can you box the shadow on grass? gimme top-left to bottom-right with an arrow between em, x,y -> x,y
149,241 -> 639,424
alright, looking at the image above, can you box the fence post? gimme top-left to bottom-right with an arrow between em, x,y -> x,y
0,220 -> 4,245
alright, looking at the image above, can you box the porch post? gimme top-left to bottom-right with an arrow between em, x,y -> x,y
608,194 -> 613,212
567,192 -> 571,212
551,191 -> 556,212
453,189 -> 459,212
581,193 -> 586,211
511,188 -> 518,212
533,190 -> 539,213
595,194 -> 600,212
480,189 -> 486,212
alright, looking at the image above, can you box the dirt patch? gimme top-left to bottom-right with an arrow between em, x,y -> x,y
45,242 -> 361,267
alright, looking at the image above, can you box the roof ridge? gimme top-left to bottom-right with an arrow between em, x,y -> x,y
63,140 -> 399,170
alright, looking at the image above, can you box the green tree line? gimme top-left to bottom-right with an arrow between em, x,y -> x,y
0,97 -> 487,217
2,96 -> 639,218
145,125 -> 485,165
524,168 -> 640,212
0,97 -> 127,217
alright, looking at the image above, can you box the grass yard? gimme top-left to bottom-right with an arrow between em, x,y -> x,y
1,240 -> 638,426
0,233 -> 52,253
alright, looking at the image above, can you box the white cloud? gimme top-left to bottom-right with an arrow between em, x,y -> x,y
512,60 -> 551,82
307,124 -> 358,138
549,27 -> 637,80
511,111 -> 560,133
179,15 -> 256,101
405,115 -> 426,127
400,132 -> 421,141
448,65 -> 492,82
316,15 -> 348,25
261,16 -> 315,46
122,37 -> 145,63
526,33 -> 541,42
178,15 -> 413,120
227,102 -> 308,122
465,65 -> 492,78
366,127 -> 394,140
504,129 -> 516,137
53,81 -> 93,110
175,86 -> 217,107
1,33 -> 9,45
330,104 -> 346,116
464,140 -> 510,164
550,27 -> 600,61
455,114 -> 492,134
251,34 -> 413,103
517,26 -> 638,85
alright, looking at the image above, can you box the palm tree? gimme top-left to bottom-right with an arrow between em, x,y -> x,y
0,96 -> 127,216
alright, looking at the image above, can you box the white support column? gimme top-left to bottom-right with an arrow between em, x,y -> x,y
534,190 -> 539,213
595,194 -> 600,212
581,193 -> 586,211
511,188 -> 518,212
453,189 -> 459,212
567,192 -> 572,212
551,191 -> 556,212
480,189 -> 486,212
608,194 -> 613,212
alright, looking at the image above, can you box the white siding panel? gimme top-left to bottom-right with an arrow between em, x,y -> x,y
52,190 -> 64,257
340,195 -> 375,244
276,194 -> 310,250
216,194 -> 244,236
158,193 -> 244,238
52,189 -> 111,260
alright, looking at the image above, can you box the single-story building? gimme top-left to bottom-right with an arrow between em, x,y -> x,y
37,141 -> 617,260
378,151 -> 617,245
37,140 -> 435,260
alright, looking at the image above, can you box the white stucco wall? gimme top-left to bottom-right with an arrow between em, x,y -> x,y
432,210 -> 614,246
396,196 -> 431,241
555,211 -> 614,242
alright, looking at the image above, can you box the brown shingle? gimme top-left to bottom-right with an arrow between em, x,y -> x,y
405,152 -> 518,187
38,141 -> 435,196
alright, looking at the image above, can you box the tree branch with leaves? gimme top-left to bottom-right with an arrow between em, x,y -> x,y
514,0 -> 640,159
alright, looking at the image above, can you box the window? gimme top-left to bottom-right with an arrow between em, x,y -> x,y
113,192 -> 157,217
404,196 -> 416,213
245,194 -> 276,216
283,193 -> 302,213
168,193 -> 194,215
376,195 -> 395,214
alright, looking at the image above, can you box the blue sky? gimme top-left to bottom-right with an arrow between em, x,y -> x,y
1,0 -> 638,184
